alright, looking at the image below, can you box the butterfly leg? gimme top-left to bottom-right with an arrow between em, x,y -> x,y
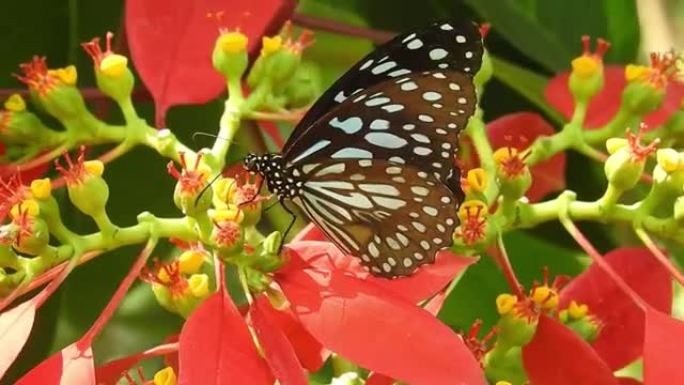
194,173 -> 224,207
276,198 -> 297,254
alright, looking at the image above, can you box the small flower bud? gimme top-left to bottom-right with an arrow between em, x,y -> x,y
82,33 -> 135,103
55,147 -> 110,217
604,126 -> 658,191
656,148 -> 681,173
4,94 -> 25,112
0,98 -> 60,146
462,167 -> 488,196
12,210 -> 49,256
212,31 -> 249,80
453,200 -> 492,252
530,285 -> 559,310
211,219 -> 244,259
168,152 -> 212,216
188,273 -> 210,298
569,36 -> 610,104
496,293 -> 518,315
493,147 -> 532,199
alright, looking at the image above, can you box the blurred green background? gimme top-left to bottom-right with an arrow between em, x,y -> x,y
1,0 -> 683,382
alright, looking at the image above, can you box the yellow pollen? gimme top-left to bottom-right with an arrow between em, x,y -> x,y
30,178 -> 52,200
157,266 -> 171,284
10,199 -> 40,220
625,64 -> 651,83
457,199 -> 488,221
52,65 -> 78,86
100,54 -> 129,78
571,56 -> 600,78
567,300 -> 589,319
218,32 -> 248,55
188,274 -> 209,298
4,94 -> 26,112
211,205 -> 245,224
496,293 -> 518,315
84,160 -> 104,177
178,250 -> 205,274
153,366 -> 177,385
530,285 -> 559,310
493,147 -> 519,164
261,35 -> 283,56
606,138 -> 628,155
657,148 -> 680,173
495,382 -> 513,385
465,168 -> 487,194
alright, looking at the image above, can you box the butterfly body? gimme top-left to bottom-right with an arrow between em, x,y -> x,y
245,21 -> 483,278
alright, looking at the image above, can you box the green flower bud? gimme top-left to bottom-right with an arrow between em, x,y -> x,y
252,231 -> 286,273
13,216 -> 50,256
621,81 -> 665,117
604,147 -> 644,191
674,196 -> 684,223
568,37 -> 609,104
211,219 -> 244,260
212,31 -> 249,80
167,153 -> 213,216
0,95 -> 60,146
282,62 -> 321,109
65,161 -> 110,217
493,147 -> 532,200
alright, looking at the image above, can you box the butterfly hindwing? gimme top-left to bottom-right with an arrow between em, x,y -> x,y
292,159 -> 458,277
284,21 -> 483,152
283,70 -> 476,190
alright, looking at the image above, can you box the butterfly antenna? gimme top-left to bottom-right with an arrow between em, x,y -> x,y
192,131 -> 251,153
194,172 -> 224,208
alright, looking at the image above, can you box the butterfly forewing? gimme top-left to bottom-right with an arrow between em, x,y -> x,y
292,159 -> 458,277
283,70 -> 476,189
284,21 -> 483,151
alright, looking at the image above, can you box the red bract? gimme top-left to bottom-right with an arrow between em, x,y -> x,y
178,291 -> 274,385
559,247 -> 672,370
125,0 -> 296,127
275,243 -> 485,385
643,308 -> 684,384
249,296 -> 308,385
0,299 -> 36,379
15,344 -> 95,385
366,373 -> 395,385
486,112 -> 566,201
545,65 -> 684,128
522,315 -> 618,385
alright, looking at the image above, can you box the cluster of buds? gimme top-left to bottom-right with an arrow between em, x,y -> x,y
141,247 -> 210,318
485,270 -> 599,383
604,124 -> 659,192
0,94 -> 61,148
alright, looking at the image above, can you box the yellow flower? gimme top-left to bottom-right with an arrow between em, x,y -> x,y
100,54 -> 129,77
30,179 -> 52,200
153,366 -> 177,385
496,293 -> 518,315
261,35 -> 283,56
4,94 -> 26,112
218,32 -> 248,54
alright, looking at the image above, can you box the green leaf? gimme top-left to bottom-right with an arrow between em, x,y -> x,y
439,230 -> 585,332
466,0 -> 572,72
490,55 -> 565,124
604,0 -> 640,62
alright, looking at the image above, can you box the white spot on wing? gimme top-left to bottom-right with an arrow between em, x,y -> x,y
365,133 -> 408,148
330,116 -> 363,134
429,48 -> 448,60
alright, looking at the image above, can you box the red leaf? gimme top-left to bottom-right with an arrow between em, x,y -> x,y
95,353 -> 143,385
125,0 -> 295,126
257,120 -> 285,149
277,251 -> 485,385
643,309 -> 684,384
486,112 -> 566,201
559,247 -> 672,370
545,66 -> 684,129
178,291 -> 273,385
0,299 -> 36,379
616,378 -> 641,385
16,343 -> 95,385
254,298 -> 326,372
522,315 -> 618,385
291,223 -> 326,242
250,296 -> 308,385
284,240 -> 476,304
366,373 -> 395,385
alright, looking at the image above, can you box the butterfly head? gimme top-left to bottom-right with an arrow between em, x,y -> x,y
243,153 -> 261,173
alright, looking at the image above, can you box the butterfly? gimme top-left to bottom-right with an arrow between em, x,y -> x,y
244,21 -> 483,278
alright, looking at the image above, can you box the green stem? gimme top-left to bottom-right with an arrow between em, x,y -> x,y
466,111 -> 498,202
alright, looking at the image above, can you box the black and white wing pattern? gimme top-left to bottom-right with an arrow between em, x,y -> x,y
292,159 -> 458,277
283,70 -> 476,189
284,21 -> 483,151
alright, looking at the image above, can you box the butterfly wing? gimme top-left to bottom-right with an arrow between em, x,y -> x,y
292,159 -> 458,277
283,70 -> 475,191
283,21 -> 483,152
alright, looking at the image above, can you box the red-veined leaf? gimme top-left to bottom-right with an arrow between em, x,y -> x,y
16,343 -> 95,385
125,0 -> 295,126
643,309 -> 684,384
178,291 -> 273,385
277,251 -> 486,385
486,112 -> 566,201
254,297 -> 326,372
250,296 -> 308,385
559,247 -> 672,370
284,240 -> 476,304
522,315 -> 618,385
545,66 -> 684,129
0,299 -> 36,379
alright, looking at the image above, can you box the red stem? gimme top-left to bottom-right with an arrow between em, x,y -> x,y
636,228 -> 684,287
494,237 -> 525,298
79,241 -> 156,347
291,13 -> 395,44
